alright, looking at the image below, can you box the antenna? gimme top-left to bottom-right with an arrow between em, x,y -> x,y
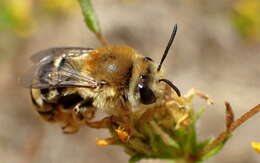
157,24 -> 178,72
159,79 -> 181,96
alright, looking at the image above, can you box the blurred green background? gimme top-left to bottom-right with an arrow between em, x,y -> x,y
0,0 -> 259,163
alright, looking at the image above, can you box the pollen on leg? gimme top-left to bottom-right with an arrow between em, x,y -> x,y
96,138 -> 116,146
115,127 -> 130,142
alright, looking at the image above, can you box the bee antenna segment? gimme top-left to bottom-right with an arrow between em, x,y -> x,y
159,78 -> 181,96
157,24 -> 178,72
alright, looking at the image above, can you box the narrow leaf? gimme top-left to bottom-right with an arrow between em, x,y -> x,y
199,135 -> 231,161
129,155 -> 143,163
150,121 -> 180,149
194,107 -> 206,122
152,135 -> 180,158
78,0 -> 101,33
196,138 -> 212,153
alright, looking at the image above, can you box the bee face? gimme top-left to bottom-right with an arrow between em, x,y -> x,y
127,55 -> 162,107
21,25 -> 181,133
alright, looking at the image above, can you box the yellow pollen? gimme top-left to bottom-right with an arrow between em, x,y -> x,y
115,127 -> 130,142
251,142 -> 260,153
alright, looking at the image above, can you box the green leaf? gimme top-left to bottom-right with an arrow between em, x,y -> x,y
200,143 -> 224,161
196,138 -> 212,153
150,121 -> 180,150
194,107 -> 206,122
199,135 -> 232,161
129,155 -> 178,163
129,155 -> 143,163
189,123 -> 197,154
78,0 -> 101,33
174,128 -> 188,150
174,123 -> 197,155
142,123 -> 158,152
153,135 -> 180,157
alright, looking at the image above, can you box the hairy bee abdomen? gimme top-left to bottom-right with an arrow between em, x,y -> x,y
30,88 -> 95,133
31,89 -> 60,122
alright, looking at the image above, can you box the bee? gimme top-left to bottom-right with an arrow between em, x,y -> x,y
21,25 -> 181,134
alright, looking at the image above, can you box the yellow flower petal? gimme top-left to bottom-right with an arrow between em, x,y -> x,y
251,142 -> 260,153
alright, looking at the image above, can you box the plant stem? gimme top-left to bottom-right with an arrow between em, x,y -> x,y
78,0 -> 109,46
95,32 -> 109,46
199,104 -> 260,157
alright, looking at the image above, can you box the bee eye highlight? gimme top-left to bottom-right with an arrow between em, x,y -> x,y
138,84 -> 156,105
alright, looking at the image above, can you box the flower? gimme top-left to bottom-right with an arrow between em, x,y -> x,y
251,142 -> 260,153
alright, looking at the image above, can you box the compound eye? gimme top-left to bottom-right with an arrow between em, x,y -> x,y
138,84 -> 156,105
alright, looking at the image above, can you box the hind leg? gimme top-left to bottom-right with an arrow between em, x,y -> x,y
85,114 -> 112,129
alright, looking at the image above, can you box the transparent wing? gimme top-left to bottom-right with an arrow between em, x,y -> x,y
20,47 -> 101,89
30,47 -> 93,63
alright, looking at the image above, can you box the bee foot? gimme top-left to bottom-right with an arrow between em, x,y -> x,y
62,124 -> 79,134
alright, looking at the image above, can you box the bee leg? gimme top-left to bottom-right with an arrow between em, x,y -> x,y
61,101 -> 97,133
114,126 -> 130,142
52,105 -> 80,134
114,104 -> 134,136
84,107 -> 96,120
139,107 -> 158,122
36,104 -> 60,123
116,104 -> 130,116
96,137 -> 117,146
92,116 -> 130,143
37,109 -> 56,122
86,115 -> 131,143
73,104 -> 96,122
61,117 -> 80,134
85,116 -> 112,129
96,126 -> 130,144
109,116 -> 132,142
61,122 -> 79,134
